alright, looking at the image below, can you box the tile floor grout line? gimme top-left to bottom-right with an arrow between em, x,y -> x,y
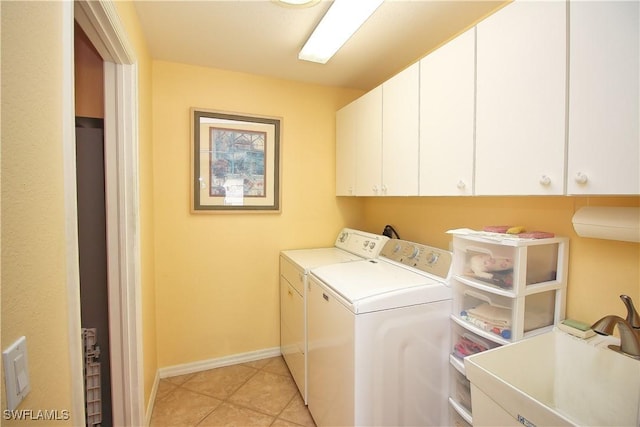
193,401 -> 222,427
223,366 -> 298,422
179,363 -> 260,400
151,356 -> 313,426
189,361 -> 285,425
258,358 -> 308,425
269,390 -> 300,427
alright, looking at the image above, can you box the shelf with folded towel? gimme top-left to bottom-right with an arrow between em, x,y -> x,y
452,283 -> 562,343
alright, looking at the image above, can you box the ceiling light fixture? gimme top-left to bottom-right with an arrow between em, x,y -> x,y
274,0 -> 321,8
298,0 -> 385,64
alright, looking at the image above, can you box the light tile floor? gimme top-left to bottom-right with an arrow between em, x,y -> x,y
151,356 -> 316,427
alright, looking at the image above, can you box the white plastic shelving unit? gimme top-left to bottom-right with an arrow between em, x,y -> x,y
448,232 -> 569,426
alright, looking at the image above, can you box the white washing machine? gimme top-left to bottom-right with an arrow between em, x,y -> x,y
307,239 -> 453,427
279,228 -> 389,404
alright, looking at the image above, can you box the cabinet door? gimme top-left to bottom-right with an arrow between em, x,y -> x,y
382,62 -> 420,196
567,1 -> 639,195
475,0 -> 566,195
420,28 -> 475,196
355,86 -> 383,196
336,102 -> 357,196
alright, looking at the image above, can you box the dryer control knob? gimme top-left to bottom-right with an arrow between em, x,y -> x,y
426,252 -> 440,265
407,246 -> 419,259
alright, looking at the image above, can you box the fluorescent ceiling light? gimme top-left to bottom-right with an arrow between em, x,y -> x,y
299,0 -> 385,64
275,0 -> 321,7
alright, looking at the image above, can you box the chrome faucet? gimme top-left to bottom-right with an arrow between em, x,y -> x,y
591,295 -> 640,360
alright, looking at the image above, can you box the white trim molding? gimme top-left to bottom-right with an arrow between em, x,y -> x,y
74,0 -> 135,65
146,371 -> 161,427
159,347 -> 282,379
103,61 -> 143,427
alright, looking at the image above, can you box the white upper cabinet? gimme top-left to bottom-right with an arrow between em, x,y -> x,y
336,99 -> 358,196
475,0 -> 567,195
354,86 -> 383,196
382,62 -> 420,196
419,28 -> 475,196
335,86 -> 382,196
337,64 -> 419,197
567,1 -> 639,195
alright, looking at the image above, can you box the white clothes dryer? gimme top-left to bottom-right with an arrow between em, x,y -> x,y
279,228 -> 388,403
307,239 -> 453,427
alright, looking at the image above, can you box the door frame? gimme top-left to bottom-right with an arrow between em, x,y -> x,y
68,1 -> 144,425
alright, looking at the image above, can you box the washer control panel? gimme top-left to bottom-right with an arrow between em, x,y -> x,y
334,228 -> 390,259
380,239 -> 452,280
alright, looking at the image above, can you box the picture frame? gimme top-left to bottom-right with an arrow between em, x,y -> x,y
191,108 -> 281,213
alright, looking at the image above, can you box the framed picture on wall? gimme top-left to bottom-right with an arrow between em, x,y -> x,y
191,108 -> 281,213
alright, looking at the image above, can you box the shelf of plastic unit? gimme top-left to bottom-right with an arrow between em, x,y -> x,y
451,234 -> 569,296
449,397 -> 473,425
454,274 -> 564,298
450,354 -> 466,376
451,314 -> 510,346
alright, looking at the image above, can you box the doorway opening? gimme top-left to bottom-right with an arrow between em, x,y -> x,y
75,22 -> 112,426
69,2 -> 144,425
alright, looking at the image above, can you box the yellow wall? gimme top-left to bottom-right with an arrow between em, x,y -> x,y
152,60 -> 364,367
2,0 -> 158,420
113,0 -> 159,412
2,1 -> 636,421
150,62 -> 639,370
1,1 -> 75,424
360,196 -> 640,324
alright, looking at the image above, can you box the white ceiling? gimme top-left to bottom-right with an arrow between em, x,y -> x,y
133,0 -> 508,91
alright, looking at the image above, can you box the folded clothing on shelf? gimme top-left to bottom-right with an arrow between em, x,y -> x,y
461,302 -> 554,338
453,335 -> 489,358
461,303 -> 512,339
460,311 -> 512,339
467,303 -> 511,327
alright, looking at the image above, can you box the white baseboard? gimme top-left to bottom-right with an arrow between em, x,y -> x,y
145,370 -> 160,426
158,346 -> 282,379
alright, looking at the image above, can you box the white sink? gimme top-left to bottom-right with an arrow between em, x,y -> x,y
465,330 -> 640,427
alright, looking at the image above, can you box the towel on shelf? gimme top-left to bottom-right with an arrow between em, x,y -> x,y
466,303 -> 511,328
460,311 -> 512,339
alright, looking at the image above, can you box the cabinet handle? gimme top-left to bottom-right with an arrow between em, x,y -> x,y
539,175 -> 551,186
457,180 -> 466,190
372,185 -> 379,194
322,293 -> 329,301
575,172 -> 589,185
287,289 -> 293,297
381,184 -> 387,194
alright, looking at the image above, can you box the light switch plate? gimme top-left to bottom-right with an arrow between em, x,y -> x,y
3,336 -> 30,410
